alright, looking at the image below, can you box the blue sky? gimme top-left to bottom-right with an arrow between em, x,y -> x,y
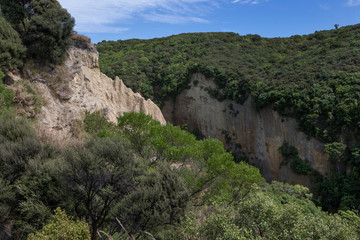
58,0 -> 360,43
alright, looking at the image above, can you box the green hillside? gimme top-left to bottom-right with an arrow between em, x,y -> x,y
97,25 -> 360,143
2,0 -> 360,236
97,26 -> 360,213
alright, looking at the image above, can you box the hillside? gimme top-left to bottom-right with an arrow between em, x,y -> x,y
97,25 -> 360,211
97,25 -> 360,143
2,1 -> 360,238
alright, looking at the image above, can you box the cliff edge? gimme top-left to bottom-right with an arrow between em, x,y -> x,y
29,38 -> 166,144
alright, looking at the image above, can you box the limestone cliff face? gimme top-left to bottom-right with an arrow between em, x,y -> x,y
162,73 -> 330,187
32,40 -> 165,144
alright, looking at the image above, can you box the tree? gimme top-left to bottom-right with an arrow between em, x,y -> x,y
0,0 -> 75,64
23,0 -> 75,64
61,138 -> 142,240
118,162 -> 189,238
325,142 -> 347,172
117,112 -> 161,159
0,0 -> 30,32
0,14 -> 26,69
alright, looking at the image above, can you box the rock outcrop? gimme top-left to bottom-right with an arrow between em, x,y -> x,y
32,39 -> 165,144
162,73 -> 330,187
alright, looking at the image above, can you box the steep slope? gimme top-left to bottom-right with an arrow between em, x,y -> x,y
163,73 -> 330,187
28,38 -> 165,144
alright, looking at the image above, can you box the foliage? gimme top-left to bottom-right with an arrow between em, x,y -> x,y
176,185 -> 360,240
0,14 -> 26,69
0,0 -> 75,65
279,142 -> 312,175
0,70 -> 14,113
23,0 -> 75,64
0,112 -> 41,184
0,0 -> 30,32
325,142 -> 347,162
61,137 -> 141,239
83,111 -> 120,138
117,111 -> 161,158
97,24 -> 360,142
234,189 -> 359,240
27,208 -> 91,240
118,162 -> 189,239
115,112 -> 265,204
0,112 -> 61,239
2,111 -> 360,239
278,142 -> 298,163
290,156 -> 312,175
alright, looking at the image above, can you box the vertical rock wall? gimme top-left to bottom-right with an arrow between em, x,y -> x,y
162,73 -> 330,187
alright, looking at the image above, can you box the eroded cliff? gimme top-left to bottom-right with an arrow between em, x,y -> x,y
163,73 -> 330,187
28,39 -> 165,144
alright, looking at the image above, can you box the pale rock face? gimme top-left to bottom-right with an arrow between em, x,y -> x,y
34,41 -> 166,144
162,73 -> 330,187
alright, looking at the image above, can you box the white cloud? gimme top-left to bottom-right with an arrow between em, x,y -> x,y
58,0 -> 265,34
347,0 -> 360,6
143,13 -> 209,24
232,0 -> 263,4
58,0 -> 214,33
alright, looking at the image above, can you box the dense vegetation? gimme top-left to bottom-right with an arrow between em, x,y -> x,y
2,1 -> 360,237
97,26 -> 360,213
97,25 -> 360,144
1,110 -> 360,239
0,14 -> 26,69
0,0 -> 74,66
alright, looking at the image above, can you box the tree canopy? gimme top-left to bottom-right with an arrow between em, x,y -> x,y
0,0 -> 75,65
0,14 -> 26,69
0,111 -> 360,239
97,24 -> 360,143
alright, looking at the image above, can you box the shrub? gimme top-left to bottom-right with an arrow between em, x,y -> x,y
0,70 -> 14,112
290,157 -> 312,175
71,34 -> 91,44
27,208 -> 91,240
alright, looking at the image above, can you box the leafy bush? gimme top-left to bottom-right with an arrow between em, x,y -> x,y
290,156 -> 312,175
279,142 -> 298,160
0,70 -> 14,112
27,208 -> 91,240
279,142 -> 312,175
0,113 -> 41,184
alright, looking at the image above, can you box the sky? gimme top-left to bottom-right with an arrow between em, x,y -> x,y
58,0 -> 360,43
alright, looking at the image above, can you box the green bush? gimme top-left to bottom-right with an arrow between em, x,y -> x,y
0,70 -> 14,112
290,156 -> 312,175
27,208 -> 91,240
0,113 -> 41,184
279,142 -> 312,175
